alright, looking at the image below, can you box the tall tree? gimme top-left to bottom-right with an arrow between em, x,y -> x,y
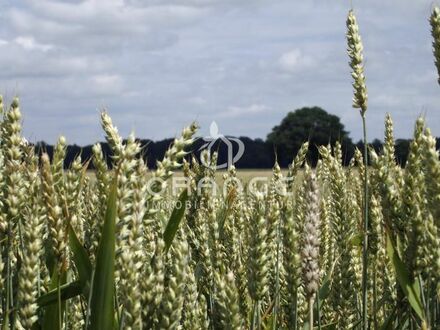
267,106 -> 353,166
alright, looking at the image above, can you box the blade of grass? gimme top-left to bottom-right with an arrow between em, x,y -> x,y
37,280 -> 82,307
385,233 -> 426,322
68,223 -> 92,295
41,267 -> 67,330
37,218 -> 93,309
89,173 -> 118,330
163,189 -> 189,253
312,270 -> 332,317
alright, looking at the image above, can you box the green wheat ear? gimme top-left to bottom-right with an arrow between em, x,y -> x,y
346,9 -> 370,330
346,10 -> 368,116
430,6 -> 440,84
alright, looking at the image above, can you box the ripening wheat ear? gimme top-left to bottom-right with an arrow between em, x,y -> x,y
89,143 -> 110,255
346,10 -> 369,329
182,266 -> 209,329
101,111 -> 124,162
119,159 -> 146,329
65,155 -> 84,238
281,199 -> 301,328
0,96 -> 4,234
41,153 -> 67,271
301,172 -> 321,329
154,122 -> 199,185
287,141 -> 309,192
146,122 -> 198,221
4,97 -> 24,225
346,10 -> 368,116
247,193 -> 269,329
113,134 -> 141,326
157,238 -> 189,330
16,178 -> 43,329
141,237 -> 165,327
423,128 -> 440,222
215,271 -> 243,329
320,145 -> 358,328
430,6 -> 440,84
52,136 -> 67,192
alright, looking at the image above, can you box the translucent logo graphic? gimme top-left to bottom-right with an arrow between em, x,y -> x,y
199,121 -> 245,169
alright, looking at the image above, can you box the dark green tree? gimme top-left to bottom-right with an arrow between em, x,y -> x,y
267,106 -> 354,166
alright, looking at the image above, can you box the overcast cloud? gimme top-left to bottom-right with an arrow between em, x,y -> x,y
0,0 -> 439,144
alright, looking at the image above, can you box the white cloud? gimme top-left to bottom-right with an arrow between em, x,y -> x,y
89,74 -> 124,95
221,103 -> 269,118
14,36 -> 54,52
278,49 -> 314,73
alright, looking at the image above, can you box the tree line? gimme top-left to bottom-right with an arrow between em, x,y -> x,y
33,107 -> 439,169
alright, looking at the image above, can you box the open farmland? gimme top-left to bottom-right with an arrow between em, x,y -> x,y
0,7 -> 439,330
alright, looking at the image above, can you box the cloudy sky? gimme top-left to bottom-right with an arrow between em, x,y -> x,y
0,0 -> 439,145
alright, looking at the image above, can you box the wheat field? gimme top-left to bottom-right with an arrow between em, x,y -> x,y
0,8 -> 439,330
